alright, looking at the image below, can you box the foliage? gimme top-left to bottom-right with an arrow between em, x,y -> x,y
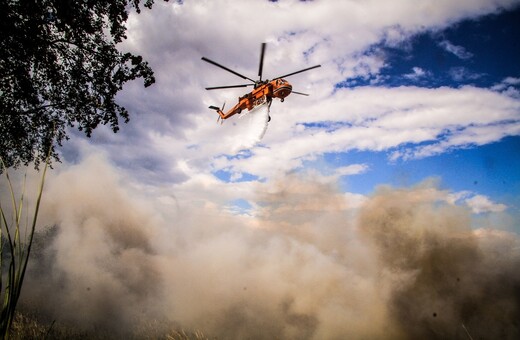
0,157 -> 48,339
0,0 -> 168,170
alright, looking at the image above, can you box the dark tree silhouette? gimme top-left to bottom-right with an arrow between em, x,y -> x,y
0,0 -> 168,169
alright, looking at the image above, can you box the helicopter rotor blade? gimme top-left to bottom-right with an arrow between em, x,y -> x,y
201,57 -> 256,83
205,84 -> 254,90
258,43 -> 266,81
274,64 -> 321,80
291,91 -> 309,96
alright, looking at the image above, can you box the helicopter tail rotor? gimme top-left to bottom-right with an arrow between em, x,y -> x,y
209,102 -> 226,124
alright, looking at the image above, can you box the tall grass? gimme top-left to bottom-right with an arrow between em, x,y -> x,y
0,158 -> 48,339
10,311 -> 210,339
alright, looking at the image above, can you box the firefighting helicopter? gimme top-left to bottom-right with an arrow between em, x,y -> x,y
202,43 -> 321,123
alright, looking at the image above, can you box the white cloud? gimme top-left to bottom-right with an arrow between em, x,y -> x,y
465,195 -> 508,214
53,0 -> 520,211
439,39 -> 473,59
404,67 -> 428,80
492,77 -> 520,97
335,164 -> 370,177
447,191 -> 508,214
135,80 -> 520,184
449,66 -> 482,82
503,77 -> 520,85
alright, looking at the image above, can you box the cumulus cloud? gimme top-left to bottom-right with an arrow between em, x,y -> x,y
448,66 -> 482,82
53,0 -> 518,186
465,194 -> 508,214
335,163 -> 369,177
492,77 -> 520,97
503,77 -> 520,85
404,66 -> 429,80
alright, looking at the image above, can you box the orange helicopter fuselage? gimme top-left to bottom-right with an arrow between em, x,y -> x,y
218,79 -> 292,120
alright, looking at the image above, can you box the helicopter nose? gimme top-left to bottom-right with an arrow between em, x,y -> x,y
274,83 -> 293,98
280,89 -> 291,97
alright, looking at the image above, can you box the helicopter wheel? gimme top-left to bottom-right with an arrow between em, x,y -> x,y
237,108 -> 242,114
268,116 -> 271,122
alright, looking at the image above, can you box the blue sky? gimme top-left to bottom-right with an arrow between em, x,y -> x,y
356,8 -> 520,88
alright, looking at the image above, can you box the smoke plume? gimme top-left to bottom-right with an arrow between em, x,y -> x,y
358,184 -> 520,339
13,156 -> 520,339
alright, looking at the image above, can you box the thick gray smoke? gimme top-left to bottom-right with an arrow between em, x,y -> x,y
358,185 -> 520,339
12,156 -> 520,339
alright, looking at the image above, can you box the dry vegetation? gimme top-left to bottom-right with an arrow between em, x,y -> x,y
10,310 -> 210,340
